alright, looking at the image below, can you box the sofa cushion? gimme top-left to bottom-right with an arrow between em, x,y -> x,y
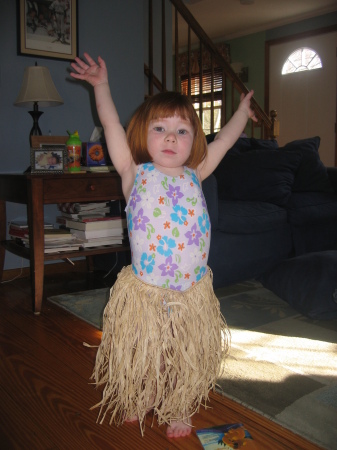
215,149 -> 302,206
282,136 -> 334,193
206,135 -> 278,152
287,192 -> 337,226
217,200 -> 288,234
259,251 -> 337,320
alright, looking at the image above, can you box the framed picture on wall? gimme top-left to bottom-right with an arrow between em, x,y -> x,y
30,147 -> 66,174
17,0 -> 78,61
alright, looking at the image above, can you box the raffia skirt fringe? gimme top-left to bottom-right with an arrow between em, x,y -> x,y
91,265 -> 230,435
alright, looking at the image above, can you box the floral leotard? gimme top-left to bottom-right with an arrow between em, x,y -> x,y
126,163 -> 211,291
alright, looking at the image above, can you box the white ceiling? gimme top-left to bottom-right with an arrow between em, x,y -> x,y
182,0 -> 337,41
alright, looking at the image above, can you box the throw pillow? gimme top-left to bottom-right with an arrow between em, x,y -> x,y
259,251 -> 337,320
282,136 -> 333,193
214,149 -> 302,206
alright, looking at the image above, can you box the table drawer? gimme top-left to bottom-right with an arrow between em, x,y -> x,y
43,174 -> 124,203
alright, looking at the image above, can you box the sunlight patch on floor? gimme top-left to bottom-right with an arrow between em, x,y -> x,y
228,328 -> 337,382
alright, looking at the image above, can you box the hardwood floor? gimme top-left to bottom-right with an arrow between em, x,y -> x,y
0,265 -> 323,450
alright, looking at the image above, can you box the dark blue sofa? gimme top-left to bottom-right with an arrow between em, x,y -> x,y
203,135 -> 337,290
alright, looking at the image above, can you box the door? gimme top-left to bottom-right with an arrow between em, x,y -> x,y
269,31 -> 337,167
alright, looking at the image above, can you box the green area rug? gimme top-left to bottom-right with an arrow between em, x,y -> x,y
48,281 -> 337,449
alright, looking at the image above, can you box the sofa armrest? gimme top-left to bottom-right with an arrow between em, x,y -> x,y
202,174 -> 218,230
327,167 -> 337,194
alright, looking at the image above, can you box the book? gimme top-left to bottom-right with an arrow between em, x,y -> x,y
57,211 -> 80,219
74,202 -> 110,212
44,229 -> 73,241
44,242 -> 81,253
57,202 -> 110,214
9,220 -> 53,230
196,423 -> 257,450
77,213 -> 107,220
8,220 -> 28,230
9,226 -> 29,239
65,217 -> 126,231
87,165 -> 116,172
71,228 -> 125,240
77,236 -> 123,248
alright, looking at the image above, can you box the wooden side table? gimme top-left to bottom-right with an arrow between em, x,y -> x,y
0,172 -> 129,314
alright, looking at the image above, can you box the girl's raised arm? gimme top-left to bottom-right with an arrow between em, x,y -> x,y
198,90 -> 257,181
70,53 -> 137,186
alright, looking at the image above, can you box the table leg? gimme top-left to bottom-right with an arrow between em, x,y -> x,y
27,178 -> 45,314
0,200 -> 6,280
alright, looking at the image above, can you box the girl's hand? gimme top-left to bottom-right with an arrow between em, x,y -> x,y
70,52 -> 108,87
238,90 -> 258,122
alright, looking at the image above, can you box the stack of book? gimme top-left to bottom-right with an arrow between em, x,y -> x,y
42,229 -> 81,253
8,220 -> 80,254
57,202 -> 127,248
9,219 -> 54,243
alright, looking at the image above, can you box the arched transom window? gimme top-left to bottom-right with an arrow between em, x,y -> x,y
282,47 -> 322,75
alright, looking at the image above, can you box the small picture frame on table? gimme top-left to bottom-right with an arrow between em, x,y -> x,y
31,147 -> 67,174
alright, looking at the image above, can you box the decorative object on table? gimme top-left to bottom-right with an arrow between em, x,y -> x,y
82,126 -> 110,167
82,142 -> 108,167
17,0 -> 78,61
14,64 -> 63,144
66,130 -> 82,172
30,147 -> 66,174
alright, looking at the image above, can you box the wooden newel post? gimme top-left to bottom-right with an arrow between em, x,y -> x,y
270,110 -> 280,139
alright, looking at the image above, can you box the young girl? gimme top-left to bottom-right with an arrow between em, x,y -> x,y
71,53 -> 257,439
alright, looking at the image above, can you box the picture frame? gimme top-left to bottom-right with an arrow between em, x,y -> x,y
17,0 -> 78,61
31,135 -> 68,148
31,147 -> 67,174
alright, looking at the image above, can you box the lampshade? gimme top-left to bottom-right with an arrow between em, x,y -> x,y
14,65 -> 63,107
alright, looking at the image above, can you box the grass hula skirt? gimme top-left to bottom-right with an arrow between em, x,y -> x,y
92,265 -> 230,435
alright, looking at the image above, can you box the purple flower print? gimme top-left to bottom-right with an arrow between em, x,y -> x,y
133,208 -> 150,232
158,255 -> 178,277
185,223 -> 202,246
169,284 -> 182,291
166,184 -> 184,206
129,187 -> 141,210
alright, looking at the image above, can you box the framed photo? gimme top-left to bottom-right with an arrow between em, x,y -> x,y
17,0 -> 78,61
31,147 -> 66,174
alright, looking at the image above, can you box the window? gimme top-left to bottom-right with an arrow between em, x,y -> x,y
282,47 -> 322,75
181,67 -> 223,134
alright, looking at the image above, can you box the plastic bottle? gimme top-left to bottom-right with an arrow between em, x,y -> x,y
66,131 -> 82,172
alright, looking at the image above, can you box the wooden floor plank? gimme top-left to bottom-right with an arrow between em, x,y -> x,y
0,271 -> 324,450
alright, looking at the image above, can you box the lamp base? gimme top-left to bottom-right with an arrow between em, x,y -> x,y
28,102 -> 44,145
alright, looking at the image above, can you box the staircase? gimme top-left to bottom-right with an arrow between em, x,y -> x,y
145,0 -> 279,139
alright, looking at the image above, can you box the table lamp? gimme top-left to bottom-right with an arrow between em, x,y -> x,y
14,63 -> 64,144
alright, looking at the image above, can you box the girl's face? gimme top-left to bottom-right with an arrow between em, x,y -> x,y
147,114 -> 194,176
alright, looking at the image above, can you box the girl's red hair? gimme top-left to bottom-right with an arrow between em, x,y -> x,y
126,92 -> 207,169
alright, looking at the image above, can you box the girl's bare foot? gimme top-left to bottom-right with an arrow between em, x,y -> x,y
124,415 -> 139,423
167,417 -> 192,438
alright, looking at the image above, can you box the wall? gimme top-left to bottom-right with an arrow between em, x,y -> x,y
1,0 -> 145,270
